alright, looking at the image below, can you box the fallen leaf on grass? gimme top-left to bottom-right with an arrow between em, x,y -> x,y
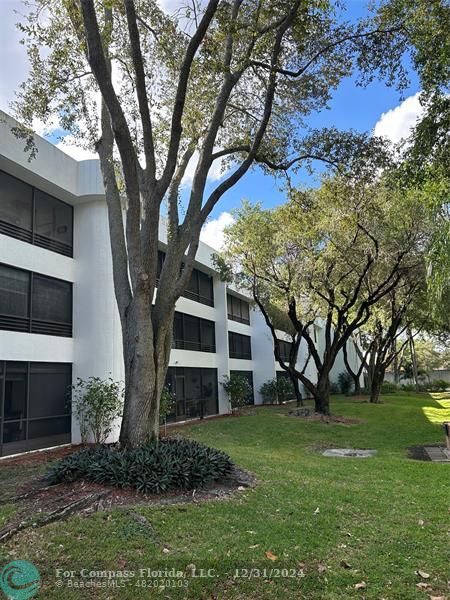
265,551 -> 278,561
249,544 -> 260,549
117,557 -> 127,569
318,564 -> 327,573
416,582 -> 431,589
162,547 -> 170,554
415,570 -> 430,579
418,519 -> 425,526
340,560 -> 352,569
355,581 -> 366,590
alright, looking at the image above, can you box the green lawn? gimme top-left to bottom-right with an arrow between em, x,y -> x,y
0,392 -> 449,599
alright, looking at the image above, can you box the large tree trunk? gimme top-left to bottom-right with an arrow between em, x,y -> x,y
369,366 -> 385,403
291,375 -> 304,407
409,331 -> 419,391
119,295 -> 173,447
313,377 -> 330,415
352,373 -> 361,395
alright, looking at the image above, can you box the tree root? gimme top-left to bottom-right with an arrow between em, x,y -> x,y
0,491 -> 111,544
0,482 -> 64,505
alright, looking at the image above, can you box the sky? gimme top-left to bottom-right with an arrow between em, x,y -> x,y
0,0 -> 425,250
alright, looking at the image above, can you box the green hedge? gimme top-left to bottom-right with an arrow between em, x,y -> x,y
46,438 -> 234,494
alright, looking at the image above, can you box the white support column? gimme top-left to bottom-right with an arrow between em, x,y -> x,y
213,279 -> 231,414
251,308 -> 277,404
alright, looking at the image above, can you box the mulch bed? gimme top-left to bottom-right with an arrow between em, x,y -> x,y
0,444 -> 83,467
407,443 -> 447,462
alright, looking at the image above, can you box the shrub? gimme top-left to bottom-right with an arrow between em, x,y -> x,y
401,383 -> 416,392
329,381 -> 340,395
276,377 -> 295,403
260,379 -> 278,404
72,377 -> 123,444
160,386 -> 176,419
337,371 -> 353,395
46,438 -> 234,494
431,379 -> 448,392
259,377 -> 294,404
222,374 -> 252,410
381,381 -> 398,394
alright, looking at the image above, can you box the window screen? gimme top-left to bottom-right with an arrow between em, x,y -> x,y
0,171 -> 33,232
0,265 -> 29,318
32,275 -> 72,324
34,189 -> 73,247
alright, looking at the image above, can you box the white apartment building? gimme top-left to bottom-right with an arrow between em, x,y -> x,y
0,111 -> 360,456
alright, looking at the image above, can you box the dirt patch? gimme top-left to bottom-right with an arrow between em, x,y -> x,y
407,443 -> 447,462
286,412 -> 363,425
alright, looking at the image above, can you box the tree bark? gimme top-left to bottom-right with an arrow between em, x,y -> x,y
291,375 -> 304,407
313,376 -> 330,414
369,366 -> 385,403
119,293 -> 173,447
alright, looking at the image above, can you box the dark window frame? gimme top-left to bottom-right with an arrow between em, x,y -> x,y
0,263 -> 73,337
172,311 -> 216,353
228,331 -> 252,360
230,370 -> 254,404
227,294 -> 250,325
0,361 -> 72,456
165,367 -> 218,422
156,250 -> 214,307
0,169 -> 74,257
278,340 -> 292,363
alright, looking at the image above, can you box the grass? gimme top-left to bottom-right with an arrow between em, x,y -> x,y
0,392 -> 449,599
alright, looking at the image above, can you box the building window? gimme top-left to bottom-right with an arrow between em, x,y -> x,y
227,294 -> 250,324
183,267 -> 214,306
277,340 -> 292,363
156,250 -> 214,307
230,370 -> 254,404
165,367 -> 218,422
0,264 -> 72,337
0,361 -> 72,456
228,331 -> 252,360
0,170 -> 73,257
173,312 -> 216,352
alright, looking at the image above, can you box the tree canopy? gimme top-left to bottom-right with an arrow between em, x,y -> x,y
220,172 -> 434,411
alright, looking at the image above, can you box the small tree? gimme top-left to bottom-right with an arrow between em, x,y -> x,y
222,374 -> 252,412
72,377 -> 124,445
159,385 -> 176,434
221,176 -> 429,414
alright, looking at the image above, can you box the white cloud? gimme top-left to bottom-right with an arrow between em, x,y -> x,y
373,92 -> 425,145
0,1 -> 30,112
181,150 -> 226,186
55,136 -> 98,161
200,211 -> 234,250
